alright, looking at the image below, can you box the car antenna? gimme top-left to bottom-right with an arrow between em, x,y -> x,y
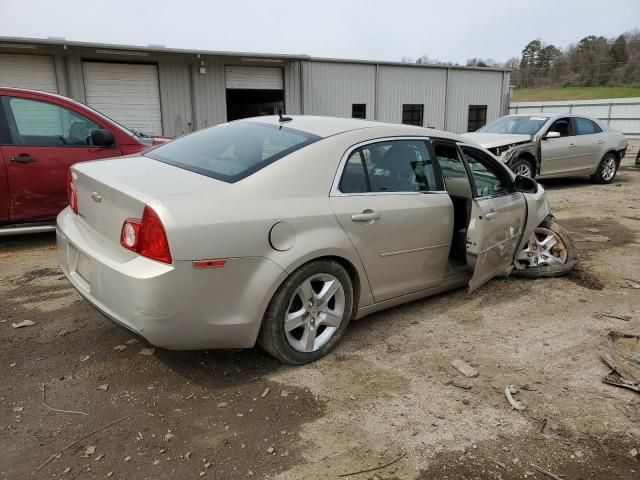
278,110 -> 292,122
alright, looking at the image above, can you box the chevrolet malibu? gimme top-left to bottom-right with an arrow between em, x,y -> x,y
463,113 -> 627,183
57,116 -> 576,364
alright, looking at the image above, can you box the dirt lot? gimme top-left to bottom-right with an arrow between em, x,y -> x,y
2,166 -> 640,480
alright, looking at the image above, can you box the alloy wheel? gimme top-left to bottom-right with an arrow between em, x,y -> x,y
601,157 -> 617,181
513,227 -> 568,270
514,163 -> 532,177
284,274 -> 346,353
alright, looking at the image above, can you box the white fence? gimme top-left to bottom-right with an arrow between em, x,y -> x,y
509,97 -> 640,138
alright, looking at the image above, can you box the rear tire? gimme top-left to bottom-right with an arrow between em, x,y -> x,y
591,152 -> 618,184
509,157 -> 535,178
512,217 -> 578,278
258,259 -> 354,365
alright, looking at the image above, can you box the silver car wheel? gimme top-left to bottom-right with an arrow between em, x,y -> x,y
514,163 -> 532,177
601,157 -> 616,181
513,227 -> 568,270
284,273 -> 346,353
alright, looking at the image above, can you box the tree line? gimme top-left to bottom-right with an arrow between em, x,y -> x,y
402,30 -> 640,88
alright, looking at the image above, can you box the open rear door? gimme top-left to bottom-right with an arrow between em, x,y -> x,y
459,145 -> 527,292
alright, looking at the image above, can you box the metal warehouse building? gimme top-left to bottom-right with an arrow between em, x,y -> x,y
0,37 -> 511,138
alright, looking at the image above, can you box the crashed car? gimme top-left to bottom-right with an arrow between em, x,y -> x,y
463,114 -> 628,183
57,116 -> 576,364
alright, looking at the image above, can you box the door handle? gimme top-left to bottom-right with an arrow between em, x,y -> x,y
569,144 -> 577,149
351,210 -> 381,222
10,155 -> 36,163
484,210 -> 498,220
597,140 -> 605,144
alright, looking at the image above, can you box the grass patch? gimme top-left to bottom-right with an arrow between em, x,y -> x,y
512,86 -> 640,102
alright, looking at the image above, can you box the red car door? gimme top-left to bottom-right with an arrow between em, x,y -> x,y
0,147 -> 8,224
0,95 -> 124,223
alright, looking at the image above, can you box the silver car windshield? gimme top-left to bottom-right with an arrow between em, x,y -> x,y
146,121 -> 320,183
479,116 -> 548,135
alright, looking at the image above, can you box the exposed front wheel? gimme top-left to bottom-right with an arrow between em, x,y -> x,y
509,157 -> 535,178
258,260 -> 354,364
512,217 -> 578,278
591,153 -> 618,184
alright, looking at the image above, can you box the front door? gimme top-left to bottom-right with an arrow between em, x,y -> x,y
458,145 -> 527,292
0,95 -> 121,223
573,117 -> 607,173
540,117 -> 579,176
331,138 -> 452,302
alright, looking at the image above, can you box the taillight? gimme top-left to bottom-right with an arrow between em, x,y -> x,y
120,206 -> 172,264
67,169 -> 78,214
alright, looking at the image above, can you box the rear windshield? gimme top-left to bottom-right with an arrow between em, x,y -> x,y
478,116 -> 549,135
146,121 -> 321,183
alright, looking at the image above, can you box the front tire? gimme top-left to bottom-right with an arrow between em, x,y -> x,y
591,152 -> 618,184
258,259 -> 354,364
512,217 -> 578,278
509,157 -> 535,178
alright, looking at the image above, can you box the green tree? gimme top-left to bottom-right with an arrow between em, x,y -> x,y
610,34 -> 628,64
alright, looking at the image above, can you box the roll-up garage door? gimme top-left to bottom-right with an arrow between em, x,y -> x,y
0,54 -> 58,93
82,62 -> 162,136
225,66 -> 283,90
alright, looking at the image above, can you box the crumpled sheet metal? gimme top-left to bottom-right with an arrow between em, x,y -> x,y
601,331 -> 640,393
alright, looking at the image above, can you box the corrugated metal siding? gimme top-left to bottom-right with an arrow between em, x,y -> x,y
302,61 -> 376,119
284,61 -> 302,114
225,66 -> 283,90
446,69 -> 504,133
510,98 -> 640,137
83,62 -> 163,136
157,61 -> 193,137
192,62 -> 227,129
0,54 -> 58,93
376,65 -> 446,128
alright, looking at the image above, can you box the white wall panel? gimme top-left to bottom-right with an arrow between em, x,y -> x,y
302,61 -> 376,119
376,65 -> 446,128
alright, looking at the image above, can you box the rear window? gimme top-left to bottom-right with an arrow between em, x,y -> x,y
146,121 -> 320,183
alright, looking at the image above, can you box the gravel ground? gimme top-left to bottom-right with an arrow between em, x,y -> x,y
1,166 -> 640,480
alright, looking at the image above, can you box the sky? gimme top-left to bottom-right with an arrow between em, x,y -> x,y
1,0 -> 639,63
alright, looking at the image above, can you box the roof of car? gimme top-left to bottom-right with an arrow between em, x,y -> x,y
245,115 -> 463,141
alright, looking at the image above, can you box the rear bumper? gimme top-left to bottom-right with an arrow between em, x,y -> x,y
56,208 -> 287,349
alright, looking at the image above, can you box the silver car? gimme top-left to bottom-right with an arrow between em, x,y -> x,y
463,114 -> 628,182
57,116 -> 574,364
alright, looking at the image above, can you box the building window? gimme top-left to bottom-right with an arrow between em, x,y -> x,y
402,104 -> 423,126
468,105 -> 487,131
352,104 -> 366,119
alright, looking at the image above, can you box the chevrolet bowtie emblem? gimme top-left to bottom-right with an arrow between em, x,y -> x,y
91,192 -> 102,203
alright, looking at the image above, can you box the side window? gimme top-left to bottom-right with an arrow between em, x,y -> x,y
338,140 -> 437,193
461,147 -> 512,197
433,142 -> 468,180
402,104 -> 424,126
575,117 -> 602,135
548,117 -> 572,137
1,96 -> 100,147
467,105 -> 487,132
339,149 -> 368,193
364,140 -> 434,192
352,104 -> 366,119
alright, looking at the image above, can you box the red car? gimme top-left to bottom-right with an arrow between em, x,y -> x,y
0,88 -> 168,234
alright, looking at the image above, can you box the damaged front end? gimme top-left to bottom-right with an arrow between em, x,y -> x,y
489,141 -> 541,176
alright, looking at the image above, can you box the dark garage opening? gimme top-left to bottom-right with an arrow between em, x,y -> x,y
226,89 -> 284,121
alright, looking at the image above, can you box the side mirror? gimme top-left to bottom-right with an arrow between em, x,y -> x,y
91,129 -> 115,147
514,174 -> 539,194
544,131 -> 561,139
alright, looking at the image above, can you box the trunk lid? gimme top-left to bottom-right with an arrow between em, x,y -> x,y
72,156 -> 226,248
